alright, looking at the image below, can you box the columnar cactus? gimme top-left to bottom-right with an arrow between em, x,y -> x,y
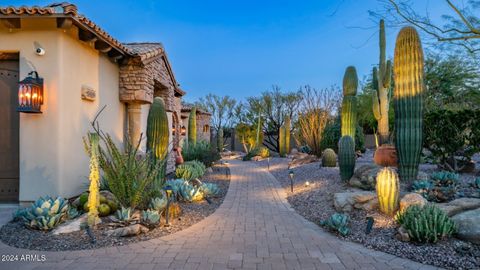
284,116 -> 291,155
376,167 -> 400,215
217,128 -> 224,152
338,136 -> 355,181
372,19 -> 392,145
341,66 -> 358,141
147,97 -> 169,161
321,148 -> 337,167
188,107 -> 197,145
279,123 -> 286,157
393,26 -> 425,182
87,132 -> 100,228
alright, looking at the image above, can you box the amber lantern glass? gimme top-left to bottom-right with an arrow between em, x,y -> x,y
17,71 -> 43,113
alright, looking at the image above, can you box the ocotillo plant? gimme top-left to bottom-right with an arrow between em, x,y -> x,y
146,97 -> 169,162
376,167 -> 400,215
87,132 -> 100,228
341,66 -> 358,142
338,135 -> 355,181
393,26 -> 425,182
372,19 -> 392,145
217,128 -> 224,152
188,107 -> 197,146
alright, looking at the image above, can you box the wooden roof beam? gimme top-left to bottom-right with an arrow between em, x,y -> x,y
94,40 -> 112,53
78,29 -> 97,43
56,18 -> 72,29
1,18 -> 21,29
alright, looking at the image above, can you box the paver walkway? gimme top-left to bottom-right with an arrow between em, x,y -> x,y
0,160 -> 439,270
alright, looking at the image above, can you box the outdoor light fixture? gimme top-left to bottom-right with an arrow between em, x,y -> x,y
17,71 -> 44,113
172,124 -> 176,136
267,157 -> 270,170
288,169 -> 294,192
180,126 -> 186,136
365,216 -> 374,234
305,181 -> 310,187
163,185 -> 173,227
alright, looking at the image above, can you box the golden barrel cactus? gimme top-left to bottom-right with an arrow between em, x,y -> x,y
376,167 -> 400,215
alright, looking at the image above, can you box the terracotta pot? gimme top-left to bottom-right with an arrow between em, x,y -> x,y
174,147 -> 184,165
374,145 -> 398,167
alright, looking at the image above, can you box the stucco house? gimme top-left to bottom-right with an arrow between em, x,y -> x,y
0,3 -> 189,203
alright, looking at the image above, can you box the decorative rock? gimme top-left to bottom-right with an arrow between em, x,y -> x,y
436,198 -> 480,217
396,226 -> 410,242
288,154 -> 318,168
348,164 -> 382,190
399,193 -> 427,213
334,191 -> 378,212
52,214 -> 101,235
252,156 -> 263,161
451,208 -> 480,244
107,224 -> 149,237
290,148 -> 298,155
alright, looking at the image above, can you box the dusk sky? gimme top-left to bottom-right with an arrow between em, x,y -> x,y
8,0 -> 450,102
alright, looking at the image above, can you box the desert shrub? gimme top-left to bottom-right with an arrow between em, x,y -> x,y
424,109 -> 480,172
319,119 -> 365,153
86,134 -> 165,209
320,213 -> 350,236
242,146 -> 270,161
236,122 -> 263,153
175,160 -> 206,181
396,204 -> 456,243
412,171 -> 459,202
182,140 -> 221,167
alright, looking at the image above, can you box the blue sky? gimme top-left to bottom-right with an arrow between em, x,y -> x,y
8,0 -> 450,102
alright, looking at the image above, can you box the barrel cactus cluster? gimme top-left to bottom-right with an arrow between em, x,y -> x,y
321,148 -> 337,167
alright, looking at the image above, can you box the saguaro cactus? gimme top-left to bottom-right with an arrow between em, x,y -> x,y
147,97 -> 169,161
372,19 -> 392,145
217,128 -> 224,152
87,133 -> 100,228
338,135 -> 355,181
279,123 -> 286,157
284,116 -> 291,155
188,107 -> 197,146
393,27 -> 425,182
376,167 -> 400,215
341,66 -> 358,141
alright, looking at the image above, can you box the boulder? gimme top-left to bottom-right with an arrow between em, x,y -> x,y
334,191 -> 378,212
399,193 -> 427,213
288,154 -> 318,168
290,148 -> 298,155
100,190 -> 118,203
52,214 -> 101,235
107,224 -> 149,237
348,164 -> 382,190
436,198 -> 480,217
396,226 -> 410,242
451,208 -> 480,244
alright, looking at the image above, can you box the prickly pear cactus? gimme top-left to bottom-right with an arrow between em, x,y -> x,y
393,26 -> 425,182
376,167 -> 400,215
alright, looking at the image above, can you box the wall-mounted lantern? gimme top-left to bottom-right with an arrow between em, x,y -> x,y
17,71 -> 44,113
180,126 -> 186,136
172,123 -> 176,136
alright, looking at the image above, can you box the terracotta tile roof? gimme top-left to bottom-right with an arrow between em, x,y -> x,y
181,104 -> 212,115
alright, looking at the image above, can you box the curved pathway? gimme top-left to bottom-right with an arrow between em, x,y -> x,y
0,160 -> 438,270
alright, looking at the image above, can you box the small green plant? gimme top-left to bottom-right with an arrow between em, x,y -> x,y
412,171 -> 458,202
474,177 -> 480,189
149,192 -> 168,212
179,181 -> 203,202
321,148 -> 337,167
182,140 -> 220,167
141,209 -> 160,227
116,207 -> 132,222
396,204 -> 456,243
201,183 -> 221,197
243,146 -> 270,161
67,207 -> 81,219
320,213 -> 350,236
175,160 -> 206,181
14,196 -> 69,230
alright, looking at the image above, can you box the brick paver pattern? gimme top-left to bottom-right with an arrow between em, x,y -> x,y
0,160 -> 440,270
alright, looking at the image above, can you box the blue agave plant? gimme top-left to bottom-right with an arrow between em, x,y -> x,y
320,213 -> 350,236
13,196 -> 69,230
200,183 -> 221,197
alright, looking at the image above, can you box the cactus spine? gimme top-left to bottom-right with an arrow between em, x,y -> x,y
376,167 -> 400,215
322,148 -> 337,167
87,133 -> 100,228
372,20 -> 392,145
393,27 -> 425,182
341,66 -> 358,141
338,136 -> 355,181
188,107 -> 197,146
217,128 -> 224,152
147,97 -> 169,161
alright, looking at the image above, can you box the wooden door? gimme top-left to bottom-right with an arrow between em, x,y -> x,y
0,55 -> 19,202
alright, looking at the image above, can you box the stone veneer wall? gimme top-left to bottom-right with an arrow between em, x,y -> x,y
196,114 -> 211,142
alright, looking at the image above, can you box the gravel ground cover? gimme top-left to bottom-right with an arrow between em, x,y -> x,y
255,151 -> 480,270
0,163 -> 230,251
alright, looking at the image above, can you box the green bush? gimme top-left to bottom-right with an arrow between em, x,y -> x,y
242,146 -> 269,161
175,160 -> 206,181
424,109 -> 480,172
320,119 -> 365,153
182,140 -> 221,167
396,204 -> 456,243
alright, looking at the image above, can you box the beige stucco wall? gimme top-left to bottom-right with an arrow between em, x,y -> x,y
0,18 -> 125,202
